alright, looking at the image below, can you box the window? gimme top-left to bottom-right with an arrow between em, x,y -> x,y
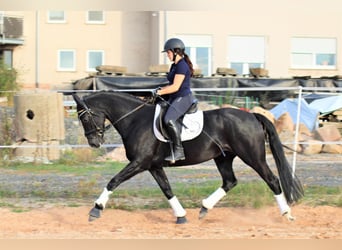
87,50 -> 104,71
0,50 -> 13,68
291,37 -> 336,69
1,50 -> 13,68
48,11 -> 66,23
0,11 -> 3,24
58,50 -> 76,71
228,36 -> 266,75
86,11 -> 104,24
0,11 -> 4,36
176,35 -> 212,76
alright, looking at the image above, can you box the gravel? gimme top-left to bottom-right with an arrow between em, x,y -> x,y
0,153 -> 340,209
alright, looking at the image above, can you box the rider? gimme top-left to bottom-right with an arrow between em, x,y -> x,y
156,38 -> 195,162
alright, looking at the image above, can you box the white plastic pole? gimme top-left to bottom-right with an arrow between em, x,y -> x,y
292,86 -> 303,177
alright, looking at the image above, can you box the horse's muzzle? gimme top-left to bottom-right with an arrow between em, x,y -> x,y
88,137 -> 103,148
89,142 -> 101,148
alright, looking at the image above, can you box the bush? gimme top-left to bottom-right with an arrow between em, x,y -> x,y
0,59 -> 20,102
0,59 -> 19,160
0,109 -> 14,161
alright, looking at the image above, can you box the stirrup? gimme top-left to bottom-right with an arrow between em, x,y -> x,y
165,148 -> 185,163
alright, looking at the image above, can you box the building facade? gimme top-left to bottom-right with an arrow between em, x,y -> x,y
1,9 -> 342,89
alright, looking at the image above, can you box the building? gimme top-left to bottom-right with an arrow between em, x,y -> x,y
1,9 -> 342,89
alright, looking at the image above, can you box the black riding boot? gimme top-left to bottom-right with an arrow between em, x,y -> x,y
165,120 -> 185,163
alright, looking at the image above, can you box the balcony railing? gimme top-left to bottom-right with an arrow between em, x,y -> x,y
0,15 -> 24,45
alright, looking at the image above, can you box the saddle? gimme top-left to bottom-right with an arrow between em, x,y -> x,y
153,99 -> 204,142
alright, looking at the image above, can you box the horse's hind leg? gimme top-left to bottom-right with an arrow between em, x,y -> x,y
243,156 -> 294,220
199,153 -> 237,219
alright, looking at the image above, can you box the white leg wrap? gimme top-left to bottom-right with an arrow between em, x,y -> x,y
95,187 -> 113,208
202,187 -> 226,209
168,196 -> 186,217
274,193 -> 290,215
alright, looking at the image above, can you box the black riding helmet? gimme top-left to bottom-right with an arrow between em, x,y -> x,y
161,38 -> 185,53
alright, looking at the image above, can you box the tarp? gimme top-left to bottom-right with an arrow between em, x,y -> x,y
72,75 -> 342,102
303,93 -> 332,103
73,75 -> 342,91
270,99 -> 320,131
309,95 -> 342,115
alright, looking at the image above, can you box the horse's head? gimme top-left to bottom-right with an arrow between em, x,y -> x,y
73,94 -> 106,148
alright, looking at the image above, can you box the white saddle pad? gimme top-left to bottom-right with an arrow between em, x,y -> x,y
153,104 -> 204,142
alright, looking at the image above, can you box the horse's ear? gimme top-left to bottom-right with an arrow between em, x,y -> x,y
72,93 -> 85,108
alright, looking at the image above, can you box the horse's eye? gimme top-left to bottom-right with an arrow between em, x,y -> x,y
83,116 -> 89,123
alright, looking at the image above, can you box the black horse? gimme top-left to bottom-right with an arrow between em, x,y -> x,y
72,91 -> 303,224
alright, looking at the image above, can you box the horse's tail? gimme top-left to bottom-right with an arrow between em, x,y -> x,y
254,113 -> 304,204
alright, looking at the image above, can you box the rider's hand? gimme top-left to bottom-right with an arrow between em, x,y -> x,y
152,87 -> 161,99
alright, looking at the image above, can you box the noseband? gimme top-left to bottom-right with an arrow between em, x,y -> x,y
77,103 -> 105,138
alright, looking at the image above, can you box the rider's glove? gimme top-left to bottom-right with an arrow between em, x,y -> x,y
152,87 -> 161,99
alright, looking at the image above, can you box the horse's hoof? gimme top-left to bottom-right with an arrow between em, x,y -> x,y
88,205 -> 103,222
199,206 -> 208,220
283,212 -> 295,221
88,214 -> 99,222
176,216 -> 187,224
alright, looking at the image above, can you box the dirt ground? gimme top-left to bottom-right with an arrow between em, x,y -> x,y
0,153 -> 341,239
0,205 -> 341,239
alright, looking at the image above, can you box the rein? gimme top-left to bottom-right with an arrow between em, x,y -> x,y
111,102 -> 147,126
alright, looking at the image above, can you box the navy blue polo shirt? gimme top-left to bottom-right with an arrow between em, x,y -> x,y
167,58 -> 192,100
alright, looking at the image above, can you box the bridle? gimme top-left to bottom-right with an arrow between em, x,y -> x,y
77,97 -> 149,138
77,105 -> 105,138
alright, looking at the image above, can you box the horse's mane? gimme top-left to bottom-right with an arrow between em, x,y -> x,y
84,90 -> 148,105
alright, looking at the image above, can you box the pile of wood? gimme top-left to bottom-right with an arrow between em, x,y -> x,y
333,109 -> 342,121
95,65 -> 127,75
249,68 -> 269,78
146,64 -> 169,76
213,67 -> 237,77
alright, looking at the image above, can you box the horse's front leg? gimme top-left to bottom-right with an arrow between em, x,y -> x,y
89,160 -> 146,222
149,167 -> 187,224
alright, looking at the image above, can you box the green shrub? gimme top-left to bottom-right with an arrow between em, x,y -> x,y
0,59 -> 20,102
0,110 -> 14,161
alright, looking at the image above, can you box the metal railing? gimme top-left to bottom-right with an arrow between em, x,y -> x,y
0,87 -> 341,174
